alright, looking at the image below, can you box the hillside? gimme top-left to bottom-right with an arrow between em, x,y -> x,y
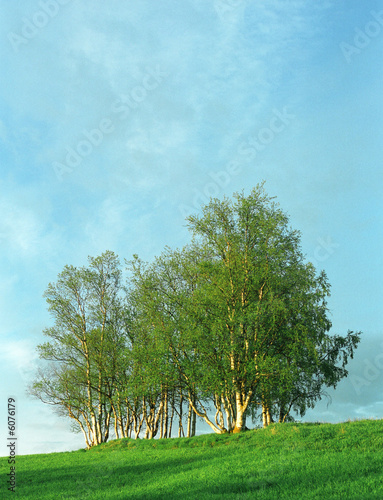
1,419 -> 383,499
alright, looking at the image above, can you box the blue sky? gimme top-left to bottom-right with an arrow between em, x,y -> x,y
0,0 -> 382,455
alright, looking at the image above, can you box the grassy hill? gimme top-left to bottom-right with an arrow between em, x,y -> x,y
1,419 -> 383,499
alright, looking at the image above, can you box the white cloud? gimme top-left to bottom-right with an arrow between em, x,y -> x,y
0,204 -> 41,254
0,338 -> 39,387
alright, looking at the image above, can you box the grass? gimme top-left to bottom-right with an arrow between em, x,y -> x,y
1,419 -> 383,499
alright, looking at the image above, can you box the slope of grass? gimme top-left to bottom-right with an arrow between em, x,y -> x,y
1,419 -> 383,499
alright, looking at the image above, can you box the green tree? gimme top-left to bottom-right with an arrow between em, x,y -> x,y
185,183 -> 361,431
127,252 -> 198,438
29,251 -> 127,447
29,185 -> 361,443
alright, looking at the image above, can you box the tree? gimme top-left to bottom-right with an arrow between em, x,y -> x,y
30,184 -> 361,443
29,251 -> 127,447
127,251 -> 200,438
184,183 -> 361,431
127,184 -> 361,434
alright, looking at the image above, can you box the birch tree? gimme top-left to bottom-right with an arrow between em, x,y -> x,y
186,184 -> 361,431
29,251 -> 127,447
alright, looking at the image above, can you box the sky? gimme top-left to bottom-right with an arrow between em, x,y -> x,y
0,0 -> 382,456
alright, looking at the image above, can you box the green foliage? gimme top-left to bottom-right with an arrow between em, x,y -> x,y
128,184 -> 361,432
29,251 -> 129,447
1,419 -> 382,499
30,185 -> 362,446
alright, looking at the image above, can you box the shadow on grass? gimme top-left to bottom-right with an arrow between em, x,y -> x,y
9,420 -> 383,499
20,455 -> 287,499
15,450 -> 226,499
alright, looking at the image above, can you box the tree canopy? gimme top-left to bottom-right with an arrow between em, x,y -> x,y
30,184 -> 361,446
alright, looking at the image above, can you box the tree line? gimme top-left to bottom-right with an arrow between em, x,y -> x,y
29,185 -> 361,448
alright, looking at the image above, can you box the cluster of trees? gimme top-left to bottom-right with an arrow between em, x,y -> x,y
29,185 -> 361,448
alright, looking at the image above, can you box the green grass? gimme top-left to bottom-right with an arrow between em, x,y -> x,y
1,419 -> 383,499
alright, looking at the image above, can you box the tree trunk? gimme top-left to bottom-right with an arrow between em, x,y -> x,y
124,402 -> 131,438
262,404 -> 267,428
112,403 -> 119,439
221,393 -> 234,431
232,405 -> 245,433
191,407 -> 196,437
279,405 -> 286,423
178,394 -> 184,438
262,402 -> 274,427
168,390 -> 175,438
186,400 -> 193,437
187,395 -> 227,434
163,388 -> 168,439
232,388 -> 252,433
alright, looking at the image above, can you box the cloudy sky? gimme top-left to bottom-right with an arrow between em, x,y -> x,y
1,0 -> 382,456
